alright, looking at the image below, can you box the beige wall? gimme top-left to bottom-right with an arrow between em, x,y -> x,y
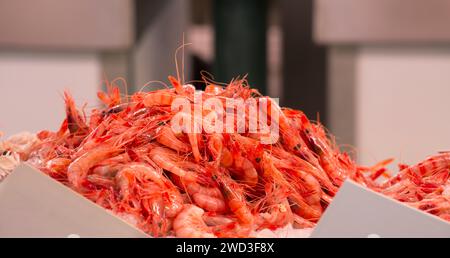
0,52 -> 100,136
355,47 -> 450,166
317,0 -> 450,166
133,0 -> 190,90
0,0 -> 133,50
315,0 -> 450,44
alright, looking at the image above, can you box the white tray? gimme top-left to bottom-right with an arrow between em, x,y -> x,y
2,164 -> 449,238
0,164 -> 147,238
311,180 -> 450,238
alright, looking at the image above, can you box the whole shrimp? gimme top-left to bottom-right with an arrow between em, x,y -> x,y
207,133 -> 233,167
91,153 -> 131,177
229,144 -> 258,187
268,151 -> 324,207
176,161 -> 227,213
262,152 -> 321,220
409,196 -> 450,219
117,163 -> 184,218
286,111 -> 349,187
141,192 -> 172,237
192,193 -> 227,213
143,76 -> 195,108
46,157 -> 71,175
263,102 -> 320,167
271,146 -> 338,194
302,123 -> 348,186
156,125 -> 190,153
383,152 -> 450,188
149,146 -> 206,184
213,168 -> 254,225
286,168 -> 322,208
67,146 -> 120,190
171,111 -> 203,163
173,204 -> 216,238
97,85 -> 121,107
202,212 -> 253,238
257,183 -> 294,229
143,89 -> 178,107
212,134 -> 258,187
63,91 -> 89,135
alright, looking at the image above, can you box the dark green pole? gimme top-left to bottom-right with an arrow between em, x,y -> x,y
281,0 -> 328,124
214,0 -> 267,94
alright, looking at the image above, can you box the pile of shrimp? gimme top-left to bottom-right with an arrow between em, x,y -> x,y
0,132 -> 39,182
20,75 -> 449,237
375,153 -> 450,221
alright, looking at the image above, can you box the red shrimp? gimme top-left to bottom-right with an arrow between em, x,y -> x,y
46,157 -> 71,175
97,86 -> 121,107
121,163 -> 184,218
207,133 -> 224,166
176,162 -> 227,212
258,194 -> 293,229
205,84 -> 224,95
232,155 -> 258,187
67,146 -> 120,190
156,125 -> 190,153
202,213 -> 235,226
213,169 -> 254,225
143,89 -> 178,107
262,153 -> 321,221
149,147 -> 213,188
293,214 -> 316,229
149,147 -> 199,183
410,197 -> 450,217
172,112 -> 203,163
387,152 -> 450,187
173,205 -> 216,238
270,146 -> 338,194
192,193 -> 227,213
87,174 -> 115,188
63,91 -> 89,135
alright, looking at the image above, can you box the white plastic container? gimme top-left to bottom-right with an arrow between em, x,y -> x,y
311,180 -> 450,238
0,164 -> 147,238
1,164 -> 449,238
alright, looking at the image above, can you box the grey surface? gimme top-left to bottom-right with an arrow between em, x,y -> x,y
133,0 -> 190,88
0,164 -> 148,238
281,0 -> 328,123
311,180 -> 450,238
314,0 -> 450,44
0,0 -> 133,50
327,47 -> 357,148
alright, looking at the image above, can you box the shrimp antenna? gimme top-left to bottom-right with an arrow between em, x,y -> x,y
138,80 -> 170,92
111,76 -> 128,101
174,36 -> 192,85
200,70 -> 228,86
182,33 -> 185,85
100,72 -> 112,92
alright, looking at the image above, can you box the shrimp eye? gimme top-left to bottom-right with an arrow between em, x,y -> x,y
255,157 -> 261,163
293,144 -> 301,151
223,189 -> 231,197
158,121 -> 165,126
2,150 -> 8,156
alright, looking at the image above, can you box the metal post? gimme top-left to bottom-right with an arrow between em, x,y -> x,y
281,0 -> 328,124
214,0 -> 267,94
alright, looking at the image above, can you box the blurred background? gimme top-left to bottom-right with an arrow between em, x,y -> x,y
0,0 -> 449,167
